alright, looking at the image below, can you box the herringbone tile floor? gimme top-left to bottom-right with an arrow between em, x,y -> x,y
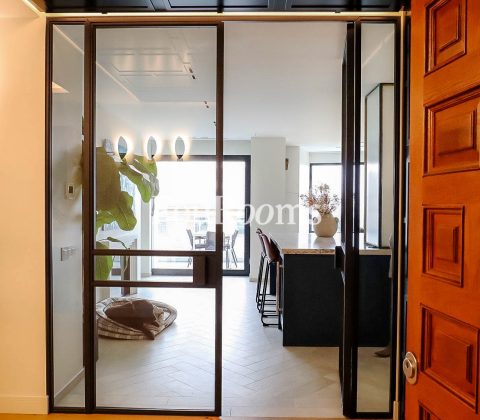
56,277 -> 389,417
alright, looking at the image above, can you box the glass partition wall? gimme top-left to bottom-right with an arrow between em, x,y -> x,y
50,24 -> 86,409
339,18 -> 399,418
49,22 -> 224,415
336,19 -> 401,418
357,21 -> 397,415
48,17 -> 402,418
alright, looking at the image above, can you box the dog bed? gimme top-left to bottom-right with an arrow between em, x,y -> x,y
96,297 -> 177,340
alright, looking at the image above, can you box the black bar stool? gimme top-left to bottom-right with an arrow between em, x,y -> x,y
259,234 -> 282,329
255,228 -> 266,309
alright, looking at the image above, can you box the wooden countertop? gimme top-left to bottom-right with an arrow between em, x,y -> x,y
271,233 -> 391,256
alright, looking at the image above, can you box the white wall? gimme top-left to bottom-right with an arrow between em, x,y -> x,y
0,1 -> 47,414
189,139 -> 251,156
310,151 -> 341,164
284,146 -> 300,233
299,148 -> 310,233
250,137 -> 286,279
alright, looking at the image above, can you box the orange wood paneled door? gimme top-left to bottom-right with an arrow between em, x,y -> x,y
406,0 -> 480,418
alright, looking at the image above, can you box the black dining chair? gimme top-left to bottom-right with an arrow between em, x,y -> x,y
255,228 -> 267,309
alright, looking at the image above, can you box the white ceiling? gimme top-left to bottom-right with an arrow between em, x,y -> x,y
96,27 -> 217,103
224,22 -> 346,151
57,22 -> 394,152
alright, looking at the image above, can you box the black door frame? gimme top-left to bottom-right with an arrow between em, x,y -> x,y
45,14 -> 407,417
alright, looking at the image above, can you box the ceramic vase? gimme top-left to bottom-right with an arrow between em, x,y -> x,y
313,212 -> 338,237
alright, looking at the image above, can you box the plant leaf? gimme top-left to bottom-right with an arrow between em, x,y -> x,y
106,236 -> 129,249
96,210 -> 115,233
95,241 -> 113,280
109,191 -> 137,231
132,155 -> 157,177
119,163 -> 152,203
96,147 -> 122,210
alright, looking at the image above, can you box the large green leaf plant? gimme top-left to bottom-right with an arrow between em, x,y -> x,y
95,146 -> 159,280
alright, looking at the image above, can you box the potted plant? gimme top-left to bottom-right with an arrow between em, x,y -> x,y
95,145 -> 159,280
300,183 -> 340,237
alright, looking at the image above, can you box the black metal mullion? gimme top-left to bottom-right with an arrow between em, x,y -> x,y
341,21 -> 356,418
214,21 -> 224,417
45,19 -> 54,413
84,20 -> 96,413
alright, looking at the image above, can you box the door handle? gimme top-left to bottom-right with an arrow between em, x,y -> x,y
334,245 -> 344,270
403,351 -> 418,385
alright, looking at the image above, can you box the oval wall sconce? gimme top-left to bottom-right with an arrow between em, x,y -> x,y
146,136 -> 157,160
118,136 -> 128,160
175,136 -> 186,161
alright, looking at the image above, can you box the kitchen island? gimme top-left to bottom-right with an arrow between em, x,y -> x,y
271,233 -> 391,347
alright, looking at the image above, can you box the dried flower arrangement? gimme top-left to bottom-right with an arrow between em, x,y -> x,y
300,183 -> 340,216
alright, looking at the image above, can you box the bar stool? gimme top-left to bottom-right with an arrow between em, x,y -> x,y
255,228 -> 266,309
259,234 -> 282,329
255,229 -> 276,312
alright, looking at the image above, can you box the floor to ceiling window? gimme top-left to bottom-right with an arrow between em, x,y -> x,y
151,157 -> 249,274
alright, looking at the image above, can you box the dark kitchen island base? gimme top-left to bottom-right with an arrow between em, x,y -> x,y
281,253 -> 391,347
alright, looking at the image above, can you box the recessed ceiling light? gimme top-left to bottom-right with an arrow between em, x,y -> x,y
52,82 -> 69,94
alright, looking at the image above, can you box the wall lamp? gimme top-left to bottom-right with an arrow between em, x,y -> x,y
118,136 -> 128,160
175,136 -> 186,161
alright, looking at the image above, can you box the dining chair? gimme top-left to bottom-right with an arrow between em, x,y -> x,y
230,230 -> 239,268
255,228 -> 266,309
186,228 -> 205,267
205,231 -> 216,251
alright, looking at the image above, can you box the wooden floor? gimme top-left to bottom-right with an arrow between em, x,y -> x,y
48,277 -> 388,417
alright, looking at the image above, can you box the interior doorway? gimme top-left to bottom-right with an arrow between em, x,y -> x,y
46,15 -> 404,419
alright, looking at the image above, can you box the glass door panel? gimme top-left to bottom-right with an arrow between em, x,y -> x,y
91,24 -> 222,415
356,21 -> 396,414
94,286 -> 216,411
50,23 -> 86,410
94,26 -> 218,252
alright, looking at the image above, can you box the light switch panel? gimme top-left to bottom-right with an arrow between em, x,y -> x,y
61,246 -> 76,261
65,183 -> 75,200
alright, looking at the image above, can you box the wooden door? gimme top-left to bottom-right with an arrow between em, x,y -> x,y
406,1 -> 480,418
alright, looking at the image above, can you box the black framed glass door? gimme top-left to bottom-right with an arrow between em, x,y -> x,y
48,20 -> 224,416
338,17 -> 401,419
89,23 -> 224,415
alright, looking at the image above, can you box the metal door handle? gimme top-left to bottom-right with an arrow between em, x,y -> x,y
334,245 -> 344,270
403,351 -> 418,385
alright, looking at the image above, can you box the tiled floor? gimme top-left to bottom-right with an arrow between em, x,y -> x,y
56,277 -> 390,417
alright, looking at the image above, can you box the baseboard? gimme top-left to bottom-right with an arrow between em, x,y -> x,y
0,394 -> 48,414
54,368 -> 84,402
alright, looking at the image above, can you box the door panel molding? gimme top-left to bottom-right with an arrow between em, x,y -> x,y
426,0 -> 467,74
425,87 -> 480,175
422,306 -> 479,409
423,206 -> 464,286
